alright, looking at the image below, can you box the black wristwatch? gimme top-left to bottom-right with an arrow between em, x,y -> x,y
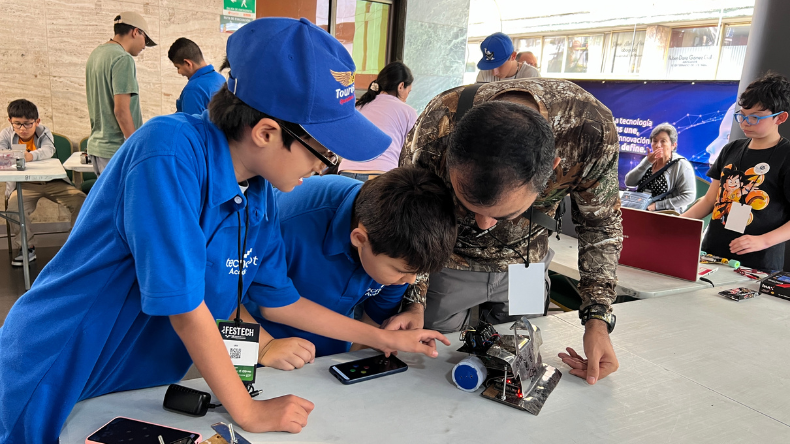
579,304 -> 616,333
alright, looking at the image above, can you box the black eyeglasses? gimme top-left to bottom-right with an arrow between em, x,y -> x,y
281,125 -> 338,167
10,122 -> 35,129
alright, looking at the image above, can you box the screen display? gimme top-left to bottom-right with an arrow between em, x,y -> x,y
87,417 -> 199,443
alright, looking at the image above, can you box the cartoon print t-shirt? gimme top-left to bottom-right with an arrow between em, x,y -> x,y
702,137 -> 790,271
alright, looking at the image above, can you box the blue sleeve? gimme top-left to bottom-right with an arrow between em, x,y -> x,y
364,284 -> 408,325
180,87 -> 206,116
246,194 -> 302,308
123,155 -> 206,316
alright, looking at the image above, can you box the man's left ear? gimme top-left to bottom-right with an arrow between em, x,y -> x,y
350,227 -> 369,248
777,111 -> 789,125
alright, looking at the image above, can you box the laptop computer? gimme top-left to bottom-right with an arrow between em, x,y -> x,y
619,207 -> 704,281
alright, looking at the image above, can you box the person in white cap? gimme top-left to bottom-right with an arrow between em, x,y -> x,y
85,11 -> 157,175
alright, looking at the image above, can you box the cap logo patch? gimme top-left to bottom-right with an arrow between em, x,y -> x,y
484,48 -> 495,61
331,70 -> 355,87
331,70 -> 356,105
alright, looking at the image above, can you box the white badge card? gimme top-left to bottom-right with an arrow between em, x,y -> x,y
725,202 -> 751,234
508,263 -> 546,315
217,320 -> 260,384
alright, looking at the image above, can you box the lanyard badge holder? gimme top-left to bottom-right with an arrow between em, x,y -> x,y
217,203 -> 260,386
483,208 -> 548,316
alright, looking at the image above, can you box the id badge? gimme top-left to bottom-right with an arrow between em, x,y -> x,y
725,202 -> 751,234
507,263 -> 546,315
217,320 -> 260,384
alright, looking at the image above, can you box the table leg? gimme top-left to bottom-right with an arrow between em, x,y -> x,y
16,183 -> 30,290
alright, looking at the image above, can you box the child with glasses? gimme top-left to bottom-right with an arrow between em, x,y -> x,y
682,72 -> 790,271
0,99 -> 86,266
240,167 -> 457,368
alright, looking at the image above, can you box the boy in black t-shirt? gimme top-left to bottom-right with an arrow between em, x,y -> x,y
682,73 -> 790,271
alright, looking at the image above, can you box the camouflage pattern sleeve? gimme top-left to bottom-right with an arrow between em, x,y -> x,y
403,272 -> 429,308
570,121 -> 623,314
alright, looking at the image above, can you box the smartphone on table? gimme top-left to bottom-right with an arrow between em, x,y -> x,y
86,416 -> 201,444
329,353 -> 408,384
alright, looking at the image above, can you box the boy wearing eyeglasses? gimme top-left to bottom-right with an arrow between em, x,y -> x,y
0,18 -> 450,443
240,167 -> 457,369
682,72 -> 790,271
0,99 -> 85,266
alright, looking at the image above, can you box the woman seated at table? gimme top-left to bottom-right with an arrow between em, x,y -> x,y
337,61 -> 417,182
624,123 -> 696,213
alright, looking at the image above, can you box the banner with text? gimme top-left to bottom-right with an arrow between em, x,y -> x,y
573,80 -> 739,189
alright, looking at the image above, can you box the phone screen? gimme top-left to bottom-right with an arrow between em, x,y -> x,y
330,354 -> 408,384
87,417 -> 199,443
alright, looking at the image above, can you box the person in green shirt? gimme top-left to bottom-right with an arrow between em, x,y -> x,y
85,11 -> 156,175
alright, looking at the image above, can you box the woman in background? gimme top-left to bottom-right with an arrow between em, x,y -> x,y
624,122 -> 696,213
338,61 -> 417,181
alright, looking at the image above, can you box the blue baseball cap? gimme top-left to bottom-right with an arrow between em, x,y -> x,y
225,17 -> 390,162
477,32 -> 514,70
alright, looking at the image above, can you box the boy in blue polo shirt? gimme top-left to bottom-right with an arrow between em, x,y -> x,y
0,18 -> 449,443
168,37 -> 226,114
242,168 -> 457,369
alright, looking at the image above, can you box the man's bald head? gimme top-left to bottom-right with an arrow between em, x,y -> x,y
516,51 -> 538,67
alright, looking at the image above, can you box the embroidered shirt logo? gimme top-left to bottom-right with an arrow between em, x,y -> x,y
364,284 -> 384,299
226,248 -> 258,275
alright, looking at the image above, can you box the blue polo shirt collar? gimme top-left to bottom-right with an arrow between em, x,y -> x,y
190,64 -> 217,82
200,111 -> 267,219
322,190 -> 358,262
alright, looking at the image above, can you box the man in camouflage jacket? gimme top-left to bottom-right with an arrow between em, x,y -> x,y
396,78 -> 623,384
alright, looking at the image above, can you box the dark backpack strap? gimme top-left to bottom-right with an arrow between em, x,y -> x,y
636,158 -> 680,192
455,83 -> 485,123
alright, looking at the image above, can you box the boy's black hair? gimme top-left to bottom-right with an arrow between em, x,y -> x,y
168,37 -> 205,65
7,99 -> 38,120
739,71 -> 790,114
353,167 -> 457,273
208,57 -> 305,145
447,101 -> 555,206
113,18 -> 137,37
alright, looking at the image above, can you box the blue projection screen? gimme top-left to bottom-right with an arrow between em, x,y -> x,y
572,80 -> 739,189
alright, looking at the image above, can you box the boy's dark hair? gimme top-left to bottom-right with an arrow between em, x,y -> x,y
208,57 -> 305,144
357,61 -> 414,109
7,99 -> 38,120
168,37 -> 205,65
739,71 -> 790,114
353,167 -> 457,273
113,17 -> 137,37
447,101 -> 555,206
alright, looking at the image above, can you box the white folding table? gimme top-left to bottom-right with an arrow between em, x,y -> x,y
62,151 -> 94,187
0,158 -> 68,289
60,284 -> 790,443
549,233 -> 752,299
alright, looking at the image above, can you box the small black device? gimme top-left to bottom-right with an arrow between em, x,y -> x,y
329,354 -> 408,384
85,417 -> 201,444
162,384 -> 212,417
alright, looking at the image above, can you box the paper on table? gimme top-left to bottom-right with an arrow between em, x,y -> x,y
508,263 -> 546,315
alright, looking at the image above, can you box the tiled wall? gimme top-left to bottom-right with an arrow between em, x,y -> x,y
0,0 -> 230,147
403,0 -> 471,113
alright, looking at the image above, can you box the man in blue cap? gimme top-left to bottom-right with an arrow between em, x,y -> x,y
476,32 -> 540,83
0,18 -> 449,442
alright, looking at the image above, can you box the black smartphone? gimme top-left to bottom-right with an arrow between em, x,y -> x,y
329,354 -> 408,384
85,417 -> 201,444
